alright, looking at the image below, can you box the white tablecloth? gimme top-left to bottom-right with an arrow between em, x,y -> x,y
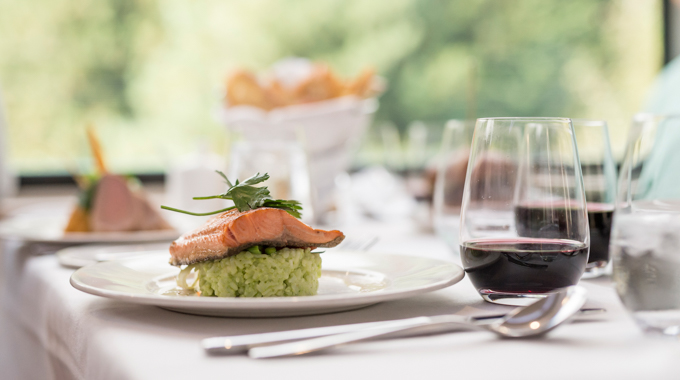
1,218 -> 679,380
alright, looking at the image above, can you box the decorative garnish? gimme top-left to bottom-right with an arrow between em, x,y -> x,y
71,125 -> 108,212
177,263 -> 199,290
161,172 -> 303,218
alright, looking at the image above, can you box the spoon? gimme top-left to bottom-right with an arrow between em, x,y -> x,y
202,306 -> 604,355
248,286 -> 587,359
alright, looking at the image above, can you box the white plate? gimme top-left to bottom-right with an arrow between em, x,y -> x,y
70,251 -> 465,317
57,243 -> 171,268
0,214 -> 179,244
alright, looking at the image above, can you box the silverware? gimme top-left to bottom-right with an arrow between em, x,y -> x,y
203,301 -> 602,356
248,286 -> 588,359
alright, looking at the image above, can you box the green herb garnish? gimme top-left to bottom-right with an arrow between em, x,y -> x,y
161,172 -> 303,219
77,173 -> 100,212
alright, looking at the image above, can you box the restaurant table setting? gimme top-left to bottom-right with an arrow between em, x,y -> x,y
2,218 -> 680,380
0,247 -> 669,376
2,115 -> 680,380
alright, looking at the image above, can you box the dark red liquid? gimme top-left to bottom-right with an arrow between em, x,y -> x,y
514,203 -> 583,240
514,203 -> 613,267
586,206 -> 613,268
460,238 -> 588,294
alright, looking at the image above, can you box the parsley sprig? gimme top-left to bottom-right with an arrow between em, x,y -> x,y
161,172 -> 302,218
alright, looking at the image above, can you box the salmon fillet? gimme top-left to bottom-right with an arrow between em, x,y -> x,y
169,207 -> 344,266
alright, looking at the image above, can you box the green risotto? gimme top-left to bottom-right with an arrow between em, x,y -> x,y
178,248 -> 322,297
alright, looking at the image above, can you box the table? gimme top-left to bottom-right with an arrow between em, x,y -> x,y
1,205 -> 679,380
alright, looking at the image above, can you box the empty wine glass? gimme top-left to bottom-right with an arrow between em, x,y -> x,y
572,120 -> 617,277
433,120 -> 474,257
459,118 -> 589,305
612,114 -> 680,337
229,141 -> 313,223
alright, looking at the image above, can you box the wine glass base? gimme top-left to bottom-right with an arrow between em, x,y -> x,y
479,291 -> 548,306
581,261 -> 611,279
633,310 -> 680,337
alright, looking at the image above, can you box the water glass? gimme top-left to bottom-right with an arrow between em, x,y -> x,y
572,120 -> 617,277
612,114 -> 680,336
229,141 -> 313,223
459,118 -> 589,305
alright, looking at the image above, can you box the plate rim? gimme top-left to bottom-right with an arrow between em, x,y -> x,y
57,243 -> 171,269
0,215 -> 180,244
69,251 -> 465,311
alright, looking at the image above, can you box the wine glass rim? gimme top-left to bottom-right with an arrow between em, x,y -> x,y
477,117 -> 571,122
634,113 -> 680,121
571,119 -> 607,126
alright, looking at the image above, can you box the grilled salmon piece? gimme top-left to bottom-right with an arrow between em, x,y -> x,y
169,207 -> 344,265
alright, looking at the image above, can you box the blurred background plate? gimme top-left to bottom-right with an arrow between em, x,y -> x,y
57,243 -> 170,268
0,213 -> 179,244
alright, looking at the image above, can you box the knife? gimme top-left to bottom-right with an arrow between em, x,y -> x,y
202,307 -> 605,355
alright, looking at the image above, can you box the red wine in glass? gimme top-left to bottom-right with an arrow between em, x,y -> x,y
459,118 -> 589,304
461,238 -> 588,294
586,203 -> 613,268
573,120 -> 617,275
514,202 -> 613,269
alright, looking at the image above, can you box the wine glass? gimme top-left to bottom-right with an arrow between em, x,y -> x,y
229,141 -> 313,223
433,120 -> 474,258
572,120 -> 617,277
612,114 -> 680,336
459,117 -> 589,305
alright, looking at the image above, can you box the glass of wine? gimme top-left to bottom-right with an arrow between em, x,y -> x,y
572,120 -> 617,277
459,118 -> 589,305
612,114 -> 680,336
433,120 -> 475,258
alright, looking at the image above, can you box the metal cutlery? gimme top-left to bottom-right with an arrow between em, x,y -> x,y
203,305 -> 603,355
248,286 -> 588,358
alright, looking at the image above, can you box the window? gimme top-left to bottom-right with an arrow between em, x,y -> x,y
0,0 -> 663,176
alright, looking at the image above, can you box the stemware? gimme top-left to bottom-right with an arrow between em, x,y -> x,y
572,120 -> 617,277
229,141 -> 313,223
459,117 -> 589,305
432,120 -> 475,256
612,114 -> 680,336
